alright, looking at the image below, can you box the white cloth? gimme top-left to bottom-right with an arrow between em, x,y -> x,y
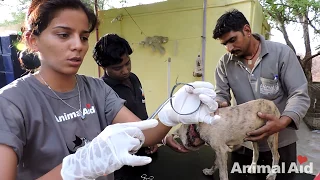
158,81 -> 220,127
61,120 -> 158,180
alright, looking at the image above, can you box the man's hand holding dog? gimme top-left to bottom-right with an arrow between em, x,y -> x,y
244,112 -> 293,141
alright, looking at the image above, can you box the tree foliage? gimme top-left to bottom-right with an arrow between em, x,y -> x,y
0,11 -> 25,27
0,0 -> 28,27
0,0 -> 128,27
84,0 -> 128,10
260,0 -> 320,82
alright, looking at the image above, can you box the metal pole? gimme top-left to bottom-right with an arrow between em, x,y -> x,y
201,0 -> 207,81
94,0 -> 101,77
167,57 -> 171,98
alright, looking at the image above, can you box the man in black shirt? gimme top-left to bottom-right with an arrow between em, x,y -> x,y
93,33 -> 190,151
93,33 -> 191,179
103,71 -> 149,121
93,34 -> 184,180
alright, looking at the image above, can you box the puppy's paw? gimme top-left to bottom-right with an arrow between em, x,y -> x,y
266,173 -> 276,180
247,163 -> 257,174
202,167 -> 214,176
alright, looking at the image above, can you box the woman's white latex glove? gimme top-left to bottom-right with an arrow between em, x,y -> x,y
158,81 -> 220,127
61,119 -> 158,180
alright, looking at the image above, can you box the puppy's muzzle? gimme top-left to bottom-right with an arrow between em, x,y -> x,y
186,124 -> 205,148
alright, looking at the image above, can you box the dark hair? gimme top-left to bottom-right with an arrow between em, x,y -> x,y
213,9 -> 249,39
24,0 -> 98,36
18,50 -> 41,71
93,34 -> 133,67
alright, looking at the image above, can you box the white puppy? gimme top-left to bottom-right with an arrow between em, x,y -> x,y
176,99 -> 280,180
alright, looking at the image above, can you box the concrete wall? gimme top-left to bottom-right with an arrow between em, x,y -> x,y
81,0 -> 270,115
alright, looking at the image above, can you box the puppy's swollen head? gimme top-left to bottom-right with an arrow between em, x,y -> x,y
176,124 -> 205,151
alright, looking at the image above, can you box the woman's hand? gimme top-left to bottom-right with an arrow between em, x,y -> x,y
158,81 -> 221,127
61,120 -> 158,179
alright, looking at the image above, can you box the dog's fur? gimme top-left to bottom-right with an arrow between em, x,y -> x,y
176,99 -> 280,180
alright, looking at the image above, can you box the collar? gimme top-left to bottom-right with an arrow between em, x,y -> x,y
228,33 -> 269,62
102,72 -> 134,86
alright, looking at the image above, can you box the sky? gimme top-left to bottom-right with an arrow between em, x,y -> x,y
0,0 -> 318,55
0,0 -> 19,23
0,0 -> 166,22
270,24 -> 318,55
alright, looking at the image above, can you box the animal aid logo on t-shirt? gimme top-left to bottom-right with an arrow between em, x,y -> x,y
55,104 -> 96,122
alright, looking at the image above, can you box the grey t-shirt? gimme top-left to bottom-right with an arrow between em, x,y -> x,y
0,73 -> 125,179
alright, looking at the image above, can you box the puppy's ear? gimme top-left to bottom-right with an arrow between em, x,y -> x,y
171,129 -> 179,138
172,131 -> 178,136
